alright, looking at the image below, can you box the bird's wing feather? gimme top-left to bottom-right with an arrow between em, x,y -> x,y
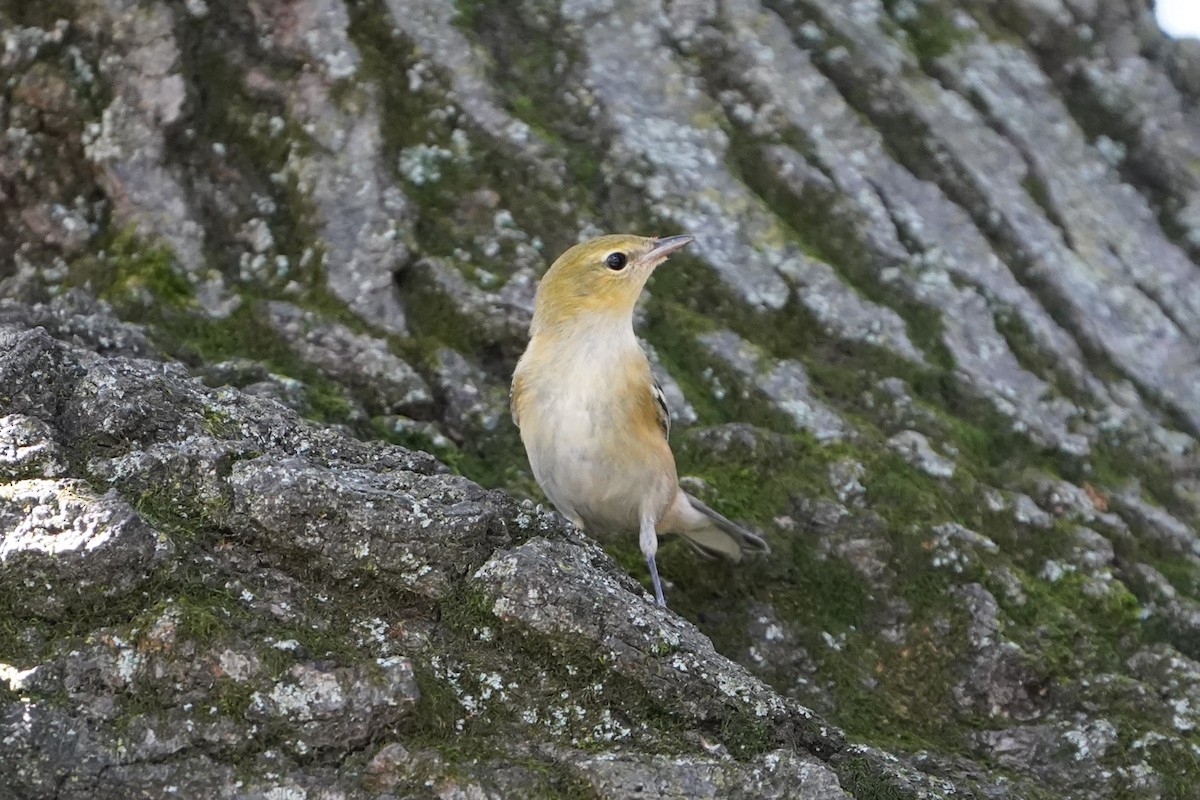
651,378 -> 670,440
510,373 -> 525,428
675,492 -> 771,561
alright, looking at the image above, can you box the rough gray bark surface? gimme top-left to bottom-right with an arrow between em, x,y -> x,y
1,0 -> 1199,798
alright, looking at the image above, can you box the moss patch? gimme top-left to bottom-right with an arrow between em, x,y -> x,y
882,0 -> 972,66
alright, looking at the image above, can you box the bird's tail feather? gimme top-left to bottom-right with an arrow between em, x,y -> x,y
674,492 -> 770,562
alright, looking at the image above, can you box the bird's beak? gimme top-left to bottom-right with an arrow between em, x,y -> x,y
644,234 -> 694,263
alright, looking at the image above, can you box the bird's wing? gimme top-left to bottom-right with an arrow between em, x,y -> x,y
510,373 -> 525,428
651,378 -> 670,440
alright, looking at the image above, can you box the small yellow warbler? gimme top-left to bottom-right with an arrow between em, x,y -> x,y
511,234 -> 769,606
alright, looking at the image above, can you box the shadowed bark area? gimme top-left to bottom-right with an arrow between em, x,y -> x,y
1,0 -> 1199,797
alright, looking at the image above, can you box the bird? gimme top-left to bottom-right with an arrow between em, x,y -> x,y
510,233 -> 769,606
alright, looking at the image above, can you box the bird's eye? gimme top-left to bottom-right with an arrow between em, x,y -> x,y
606,252 -> 628,271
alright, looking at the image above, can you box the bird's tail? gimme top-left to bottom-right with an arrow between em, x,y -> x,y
662,491 -> 770,562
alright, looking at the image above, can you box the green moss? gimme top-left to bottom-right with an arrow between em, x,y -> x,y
644,250 -> 961,451
66,226 -> 378,432
122,589 -> 248,650
348,0 -> 585,270
374,416 -> 456,455
169,597 -> 238,643
645,259 -> 858,426
863,451 -> 955,523
1,1 -> 78,28
450,0 -> 603,206
834,754 -> 918,800
396,267 -> 491,357
346,1 -> 437,159
728,142 -> 955,371
201,405 -> 236,438
819,619 -> 969,754
71,228 -> 194,309
1149,737 -> 1200,800
406,586 -> 762,759
667,28 -> 959,375
1147,557 -> 1200,599
998,567 -> 1142,682
213,677 -> 257,719
305,382 -> 357,423
779,547 -> 875,630
1081,441 -> 1183,519
0,597 -> 44,666
162,304 -> 364,426
683,428 -> 836,510
181,18 -> 306,167
882,0 -> 971,65
1110,538 -> 1200,659
637,252 -> 1022,752
0,559 -> 185,671
174,8 -> 327,287
449,429 -> 541,498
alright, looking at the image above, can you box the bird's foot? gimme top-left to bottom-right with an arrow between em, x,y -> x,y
646,553 -> 667,607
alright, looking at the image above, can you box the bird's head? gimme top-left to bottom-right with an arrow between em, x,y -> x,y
531,233 -> 693,335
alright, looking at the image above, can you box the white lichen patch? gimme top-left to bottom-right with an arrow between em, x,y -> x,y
698,330 -> 848,441
0,662 -> 39,692
255,668 -> 345,722
1170,696 -> 1195,732
701,367 -> 727,401
526,694 -> 634,746
478,672 -> 506,703
1064,719 -> 1118,762
929,522 -> 998,573
1040,560 -> 1075,583
391,548 -> 436,587
429,656 -> 513,720
356,617 -> 389,648
473,552 -> 520,583
0,479 -> 122,557
821,631 -> 846,652
589,708 -> 632,742
217,649 -> 255,682
115,644 -> 143,685
0,415 -> 67,477
887,430 -> 957,478
828,460 -> 866,505
397,144 -> 455,186
143,606 -> 181,651
1093,134 -> 1126,167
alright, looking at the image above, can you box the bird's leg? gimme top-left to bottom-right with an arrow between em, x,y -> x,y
640,514 -> 666,607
